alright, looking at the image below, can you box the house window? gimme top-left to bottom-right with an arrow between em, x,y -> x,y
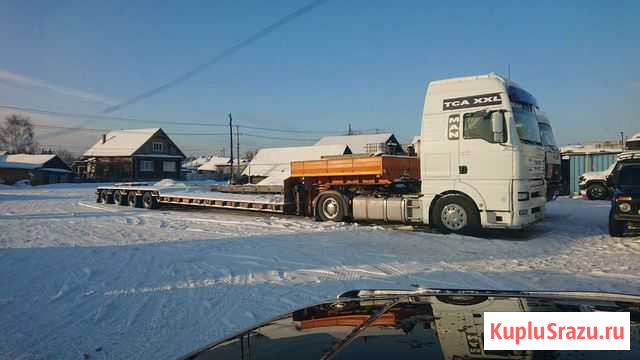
162,161 -> 176,172
139,160 -> 154,172
152,142 -> 163,152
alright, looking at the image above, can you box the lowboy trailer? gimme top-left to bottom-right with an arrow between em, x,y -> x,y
96,154 -> 419,217
97,73 -> 548,234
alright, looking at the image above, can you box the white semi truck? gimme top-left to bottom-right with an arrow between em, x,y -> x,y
536,111 -> 562,200
97,73 -> 547,233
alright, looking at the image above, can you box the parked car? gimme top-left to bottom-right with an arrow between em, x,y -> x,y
177,288 -> 640,360
579,162 -> 616,200
608,151 -> 640,236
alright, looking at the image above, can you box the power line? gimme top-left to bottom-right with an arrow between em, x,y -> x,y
101,0 -> 329,114
239,132 -> 318,141
239,124 -> 341,134
0,105 -> 226,127
3,104 -> 340,134
31,123 -> 318,142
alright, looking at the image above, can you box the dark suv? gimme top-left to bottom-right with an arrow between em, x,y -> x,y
607,152 -> 640,236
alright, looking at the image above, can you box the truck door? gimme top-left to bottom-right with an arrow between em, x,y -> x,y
458,110 -> 512,211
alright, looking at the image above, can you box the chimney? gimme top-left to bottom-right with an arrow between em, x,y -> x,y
102,134 -> 106,144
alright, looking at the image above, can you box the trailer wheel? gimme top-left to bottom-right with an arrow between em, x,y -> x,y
99,190 -> 114,204
128,192 -> 141,208
316,192 -> 347,222
142,192 -> 159,209
113,191 -> 128,206
433,194 -> 479,234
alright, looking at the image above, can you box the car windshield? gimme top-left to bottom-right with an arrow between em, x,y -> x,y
619,165 -> 640,186
512,103 -> 542,145
538,122 -> 558,147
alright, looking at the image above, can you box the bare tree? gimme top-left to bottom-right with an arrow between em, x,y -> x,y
54,149 -> 78,166
243,149 -> 257,161
0,114 -> 35,153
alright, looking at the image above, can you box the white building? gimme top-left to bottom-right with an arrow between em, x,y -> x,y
314,133 -> 404,154
242,144 -> 351,185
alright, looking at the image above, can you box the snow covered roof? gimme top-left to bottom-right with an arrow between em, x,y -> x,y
0,154 -> 56,169
314,133 -> 395,153
83,128 -> 161,157
197,156 -> 231,171
561,144 -> 623,155
183,156 -> 211,169
243,144 -> 351,183
0,154 -> 71,172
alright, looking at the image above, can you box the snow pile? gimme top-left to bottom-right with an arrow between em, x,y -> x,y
153,178 -> 180,187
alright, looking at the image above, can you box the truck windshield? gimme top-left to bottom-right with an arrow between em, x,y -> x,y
512,102 -> 542,145
538,123 -> 558,147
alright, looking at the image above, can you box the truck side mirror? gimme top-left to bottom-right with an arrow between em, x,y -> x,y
491,112 -> 505,143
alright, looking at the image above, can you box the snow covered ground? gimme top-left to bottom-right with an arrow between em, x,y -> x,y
1,184 -> 639,360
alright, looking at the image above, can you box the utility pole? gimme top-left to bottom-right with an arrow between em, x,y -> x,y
508,64 -> 511,80
236,125 -> 240,179
621,131 -> 625,150
228,113 -> 234,184
348,123 -> 352,136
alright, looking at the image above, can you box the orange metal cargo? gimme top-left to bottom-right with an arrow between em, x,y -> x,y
290,155 -> 419,182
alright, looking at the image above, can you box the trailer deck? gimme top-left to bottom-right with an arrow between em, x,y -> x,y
96,183 -> 288,213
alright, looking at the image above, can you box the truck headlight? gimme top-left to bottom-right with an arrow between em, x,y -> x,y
618,202 -> 632,213
518,192 -> 529,201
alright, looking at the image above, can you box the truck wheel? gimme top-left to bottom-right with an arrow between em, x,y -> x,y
316,192 -> 347,222
608,211 -> 625,237
128,192 -> 141,208
586,183 -> 608,200
100,190 -> 113,204
142,192 -> 159,209
433,195 -> 479,234
114,191 -> 128,206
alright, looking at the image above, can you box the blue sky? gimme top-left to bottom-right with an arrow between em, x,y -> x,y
0,0 -> 638,155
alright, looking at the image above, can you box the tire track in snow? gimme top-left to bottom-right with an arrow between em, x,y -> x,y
103,261 -> 429,296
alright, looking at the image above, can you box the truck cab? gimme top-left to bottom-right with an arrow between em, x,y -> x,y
607,151 -> 640,236
536,111 -> 562,200
420,73 -> 546,231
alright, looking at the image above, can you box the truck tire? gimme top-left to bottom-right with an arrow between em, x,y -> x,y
142,192 -> 159,209
114,191 -> 128,206
433,194 -> 480,234
316,191 -> 347,222
608,211 -> 625,237
99,190 -> 113,204
128,191 -> 141,208
586,183 -> 608,200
